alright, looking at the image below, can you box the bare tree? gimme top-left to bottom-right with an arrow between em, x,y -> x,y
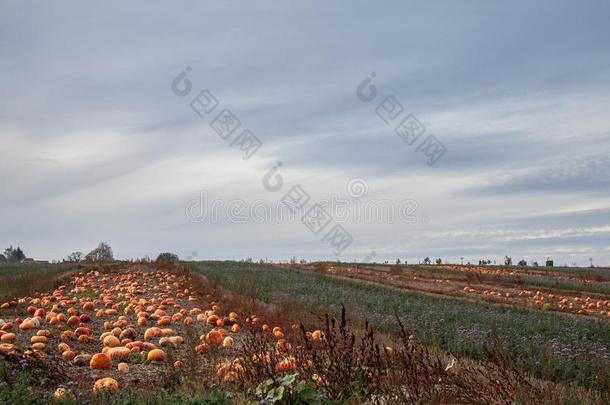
66,251 -> 83,263
85,242 -> 114,262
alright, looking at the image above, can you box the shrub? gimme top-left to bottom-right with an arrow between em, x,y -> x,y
156,252 -> 180,264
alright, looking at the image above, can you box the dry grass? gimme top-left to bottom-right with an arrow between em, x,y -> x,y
236,306 -> 608,404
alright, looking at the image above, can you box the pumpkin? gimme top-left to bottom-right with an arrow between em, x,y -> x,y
58,343 -> 70,353
275,356 -> 296,373
147,348 -> 166,362
36,329 -> 50,337
144,327 -> 160,341
73,354 -> 92,366
107,347 -> 131,361
311,330 -> 324,341
77,334 -> 91,343
231,324 -> 240,333
32,342 -> 46,350
67,316 -> 80,326
273,329 -> 285,340
103,335 -> 121,347
0,333 -> 16,343
206,330 -> 223,346
93,377 -> 119,394
195,343 -> 208,353
0,343 -> 14,353
222,336 -> 233,348
19,320 -> 35,330
53,387 -> 74,401
117,362 -> 129,373
31,335 -> 47,344
174,360 -> 183,368
206,315 -> 219,326
90,353 -> 112,369
157,317 -> 171,326
62,350 -> 76,361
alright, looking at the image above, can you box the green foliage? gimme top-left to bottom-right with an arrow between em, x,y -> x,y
3,246 -> 26,262
518,259 -> 527,267
504,256 -> 513,266
546,259 -> 554,267
156,252 -> 180,264
255,373 -> 320,404
129,352 -> 147,364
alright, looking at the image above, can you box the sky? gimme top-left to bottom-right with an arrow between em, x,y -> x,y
1,1 -> 610,266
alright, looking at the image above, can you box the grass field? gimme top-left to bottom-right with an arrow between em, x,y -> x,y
0,263 -> 88,301
0,261 -> 608,404
191,261 -> 610,391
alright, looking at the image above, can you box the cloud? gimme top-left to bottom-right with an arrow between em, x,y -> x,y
1,1 -> 610,265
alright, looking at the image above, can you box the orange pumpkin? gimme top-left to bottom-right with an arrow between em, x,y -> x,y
0,333 -> 16,343
90,353 -> 112,369
206,330 -> 223,346
62,350 -> 76,361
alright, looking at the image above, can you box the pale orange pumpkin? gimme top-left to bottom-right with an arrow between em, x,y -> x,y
93,377 -> 119,394
222,336 -> 234,348
32,342 -> 46,350
147,348 -> 166,362
103,335 -> 121,347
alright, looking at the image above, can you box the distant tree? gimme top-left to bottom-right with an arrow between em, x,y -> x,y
518,259 -> 527,267
66,251 -> 83,263
423,257 -> 431,265
289,256 -> 297,265
545,259 -> 554,267
435,258 -> 442,265
4,246 -> 26,262
156,252 -> 179,264
396,258 -> 401,265
504,256 -> 513,266
0,254 -> 6,263
533,261 -> 539,267
85,242 -> 114,262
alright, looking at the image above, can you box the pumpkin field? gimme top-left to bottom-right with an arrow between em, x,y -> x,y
0,261 -> 609,404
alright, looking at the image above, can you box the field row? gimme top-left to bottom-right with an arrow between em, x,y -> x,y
191,261 -> 610,390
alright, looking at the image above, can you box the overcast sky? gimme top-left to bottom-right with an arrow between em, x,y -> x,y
1,1 -> 610,266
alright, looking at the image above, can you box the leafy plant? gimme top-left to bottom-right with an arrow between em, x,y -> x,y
255,373 -> 319,404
